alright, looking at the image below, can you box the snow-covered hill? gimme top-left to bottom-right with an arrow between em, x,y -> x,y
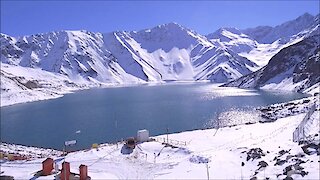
223,35 -> 320,94
0,63 -> 96,106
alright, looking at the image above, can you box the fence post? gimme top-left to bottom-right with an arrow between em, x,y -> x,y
302,127 -> 305,142
293,103 -> 316,143
166,127 -> 169,144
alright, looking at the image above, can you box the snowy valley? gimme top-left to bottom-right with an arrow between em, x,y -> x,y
1,12 -> 320,180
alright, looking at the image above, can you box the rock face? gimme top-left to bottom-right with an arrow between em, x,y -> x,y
223,35 -> 320,93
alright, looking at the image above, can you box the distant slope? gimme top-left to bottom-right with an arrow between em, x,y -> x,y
207,27 -> 259,54
223,35 -> 320,93
242,13 -> 316,44
206,13 -> 319,67
0,63 -> 91,106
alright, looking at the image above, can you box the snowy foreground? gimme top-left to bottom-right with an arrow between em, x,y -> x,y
1,97 -> 319,179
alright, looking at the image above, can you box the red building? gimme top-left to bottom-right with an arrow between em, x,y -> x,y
42,158 -> 54,176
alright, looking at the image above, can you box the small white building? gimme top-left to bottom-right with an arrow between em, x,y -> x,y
137,129 -> 149,142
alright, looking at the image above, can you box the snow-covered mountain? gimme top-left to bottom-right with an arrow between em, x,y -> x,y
1,13 -> 319,106
207,27 -> 259,54
0,31 -> 141,84
206,13 -> 319,67
103,23 -> 258,82
243,13 -> 316,44
1,23 -> 258,84
223,34 -> 320,94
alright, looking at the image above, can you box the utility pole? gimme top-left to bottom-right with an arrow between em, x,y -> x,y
166,126 -> 169,144
63,145 -> 66,180
63,139 -> 77,180
114,112 -> 118,128
206,163 -> 210,180
114,112 -> 118,145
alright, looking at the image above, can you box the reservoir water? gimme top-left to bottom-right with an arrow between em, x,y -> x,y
1,83 -> 308,150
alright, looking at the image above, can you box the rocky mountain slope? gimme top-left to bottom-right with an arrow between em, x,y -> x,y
223,34 -> 320,94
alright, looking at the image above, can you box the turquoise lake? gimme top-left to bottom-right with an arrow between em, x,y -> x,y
0,83 -> 308,150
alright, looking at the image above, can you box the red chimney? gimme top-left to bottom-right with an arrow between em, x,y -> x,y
42,158 -> 54,175
61,161 -> 70,180
79,164 -> 88,180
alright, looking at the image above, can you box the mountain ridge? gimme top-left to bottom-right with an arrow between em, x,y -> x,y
223,34 -> 320,94
1,22 -> 259,83
1,13 -> 319,106
242,13 -> 317,44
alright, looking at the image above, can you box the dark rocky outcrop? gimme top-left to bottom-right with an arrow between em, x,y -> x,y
223,34 -> 320,93
245,148 -> 265,161
301,142 -> 320,155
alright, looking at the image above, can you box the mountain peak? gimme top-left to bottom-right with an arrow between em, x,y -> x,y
292,12 -> 314,25
298,12 -> 314,19
206,27 -> 246,41
136,22 -> 192,35
154,22 -> 191,33
216,27 -> 242,35
159,22 -> 183,28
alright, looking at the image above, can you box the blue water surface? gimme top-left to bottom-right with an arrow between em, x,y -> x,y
1,83 -> 308,150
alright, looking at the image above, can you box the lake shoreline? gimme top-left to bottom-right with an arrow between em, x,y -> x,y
1,94 -> 318,152
0,80 -> 311,108
1,96 -> 319,179
1,83 -> 309,150
1,81 -> 217,108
